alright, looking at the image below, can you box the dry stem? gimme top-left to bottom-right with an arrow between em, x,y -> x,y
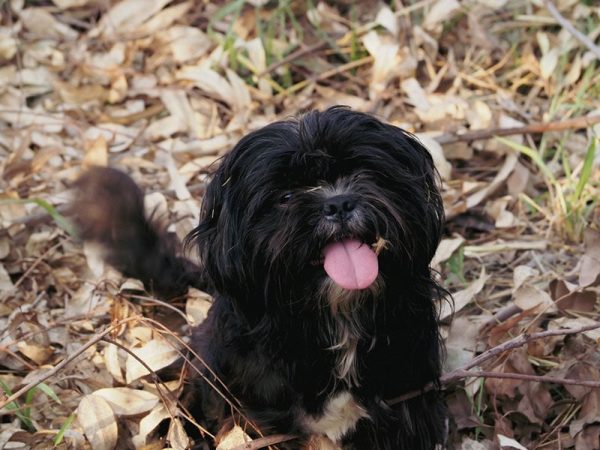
435,115 -> 600,145
387,321 -> 600,404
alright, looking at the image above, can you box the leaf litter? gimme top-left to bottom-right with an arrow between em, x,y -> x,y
0,0 -> 599,449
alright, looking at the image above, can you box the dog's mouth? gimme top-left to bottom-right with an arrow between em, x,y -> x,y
313,236 -> 388,291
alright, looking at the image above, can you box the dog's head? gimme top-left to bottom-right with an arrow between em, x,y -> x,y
189,107 -> 443,312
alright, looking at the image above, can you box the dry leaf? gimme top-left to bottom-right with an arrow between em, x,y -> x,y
431,235 -> 465,267
540,48 -> 560,80
186,288 -> 213,326
579,255 -> 600,287
19,8 -> 78,40
444,316 -> 480,372
216,425 -> 252,450
375,6 -> 398,36
439,267 -> 488,320
125,338 -> 180,383
132,404 -> 171,447
512,285 -> 556,314
167,417 -> 191,450
77,395 -> 118,450
93,388 -> 159,416
497,434 -> 527,450
466,152 -> 518,210
94,0 -> 172,37
415,133 -> 452,180
157,25 -> 212,63
103,343 -> 125,384
423,0 -> 461,32
362,31 -> 399,99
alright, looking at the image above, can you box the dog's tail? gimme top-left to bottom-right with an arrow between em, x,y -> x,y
71,166 -> 206,299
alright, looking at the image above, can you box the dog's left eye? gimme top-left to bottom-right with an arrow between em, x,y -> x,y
280,192 -> 293,204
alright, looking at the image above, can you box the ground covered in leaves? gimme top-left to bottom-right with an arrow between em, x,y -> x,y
1,0 -> 599,449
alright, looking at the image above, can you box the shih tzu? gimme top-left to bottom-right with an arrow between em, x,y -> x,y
73,107 -> 447,449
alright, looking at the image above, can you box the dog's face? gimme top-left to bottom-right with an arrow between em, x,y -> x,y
189,107 -> 443,312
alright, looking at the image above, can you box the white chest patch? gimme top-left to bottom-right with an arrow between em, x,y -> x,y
302,392 -> 369,443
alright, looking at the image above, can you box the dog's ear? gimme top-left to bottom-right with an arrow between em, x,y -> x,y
398,130 -> 445,265
186,145 -> 250,299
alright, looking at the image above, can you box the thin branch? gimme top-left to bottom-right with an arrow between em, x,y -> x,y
231,433 -> 298,450
451,370 -> 600,388
543,0 -> 600,60
458,322 -> 600,373
0,321 -> 134,410
101,337 -> 214,439
387,322 -> 600,404
435,114 -> 600,145
257,42 -> 327,77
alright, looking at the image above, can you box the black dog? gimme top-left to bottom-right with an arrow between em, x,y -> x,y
73,107 -> 446,449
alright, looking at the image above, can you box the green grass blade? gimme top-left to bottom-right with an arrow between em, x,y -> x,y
497,137 -> 557,183
574,138 -> 597,201
54,413 -> 75,446
35,382 -> 62,404
0,198 -> 76,237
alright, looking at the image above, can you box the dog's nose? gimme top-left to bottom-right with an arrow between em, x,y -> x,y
323,195 -> 357,221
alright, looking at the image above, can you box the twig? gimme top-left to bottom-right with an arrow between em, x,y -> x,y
102,337 -> 214,439
13,241 -> 64,288
543,0 -> 600,60
0,322 -> 131,410
457,322 -> 600,373
387,322 -> 600,404
257,42 -> 327,77
231,433 -> 298,450
274,56 -> 374,100
435,115 -> 600,145
450,370 -> 600,388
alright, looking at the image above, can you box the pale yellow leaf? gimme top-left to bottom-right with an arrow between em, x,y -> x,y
226,69 -> 252,112
93,388 -> 159,416
579,255 -> 600,287
415,133 -> 452,180
375,6 -> 398,36
512,265 -> 539,291
423,0 -> 461,32
132,405 -> 171,447
217,425 -> 252,450
540,48 -> 559,79
167,418 -> 191,450
52,0 -> 92,8
138,2 -> 193,35
362,31 -> 399,99
103,343 -> 124,384
512,285 -> 556,313
19,8 -> 78,40
82,136 -> 108,169
0,264 -> 13,291
77,395 -> 118,450
440,267 -> 487,320
125,339 -> 180,383
431,235 -> 465,267
94,0 -> 172,36
176,66 -> 235,107
466,152 -> 518,209
186,288 -> 213,326
497,434 -> 527,450
159,25 -> 211,63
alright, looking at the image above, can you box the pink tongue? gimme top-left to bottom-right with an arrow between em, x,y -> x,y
323,239 -> 379,290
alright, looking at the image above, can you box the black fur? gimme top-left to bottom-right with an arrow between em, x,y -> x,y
73,107 -> 446,449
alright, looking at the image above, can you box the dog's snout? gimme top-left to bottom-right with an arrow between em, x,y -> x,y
323,194 -> 357,221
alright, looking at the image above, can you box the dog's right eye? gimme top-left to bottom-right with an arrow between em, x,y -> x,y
280,192 -> 293,204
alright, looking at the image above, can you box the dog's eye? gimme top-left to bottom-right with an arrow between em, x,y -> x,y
280,192 -> 293,204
